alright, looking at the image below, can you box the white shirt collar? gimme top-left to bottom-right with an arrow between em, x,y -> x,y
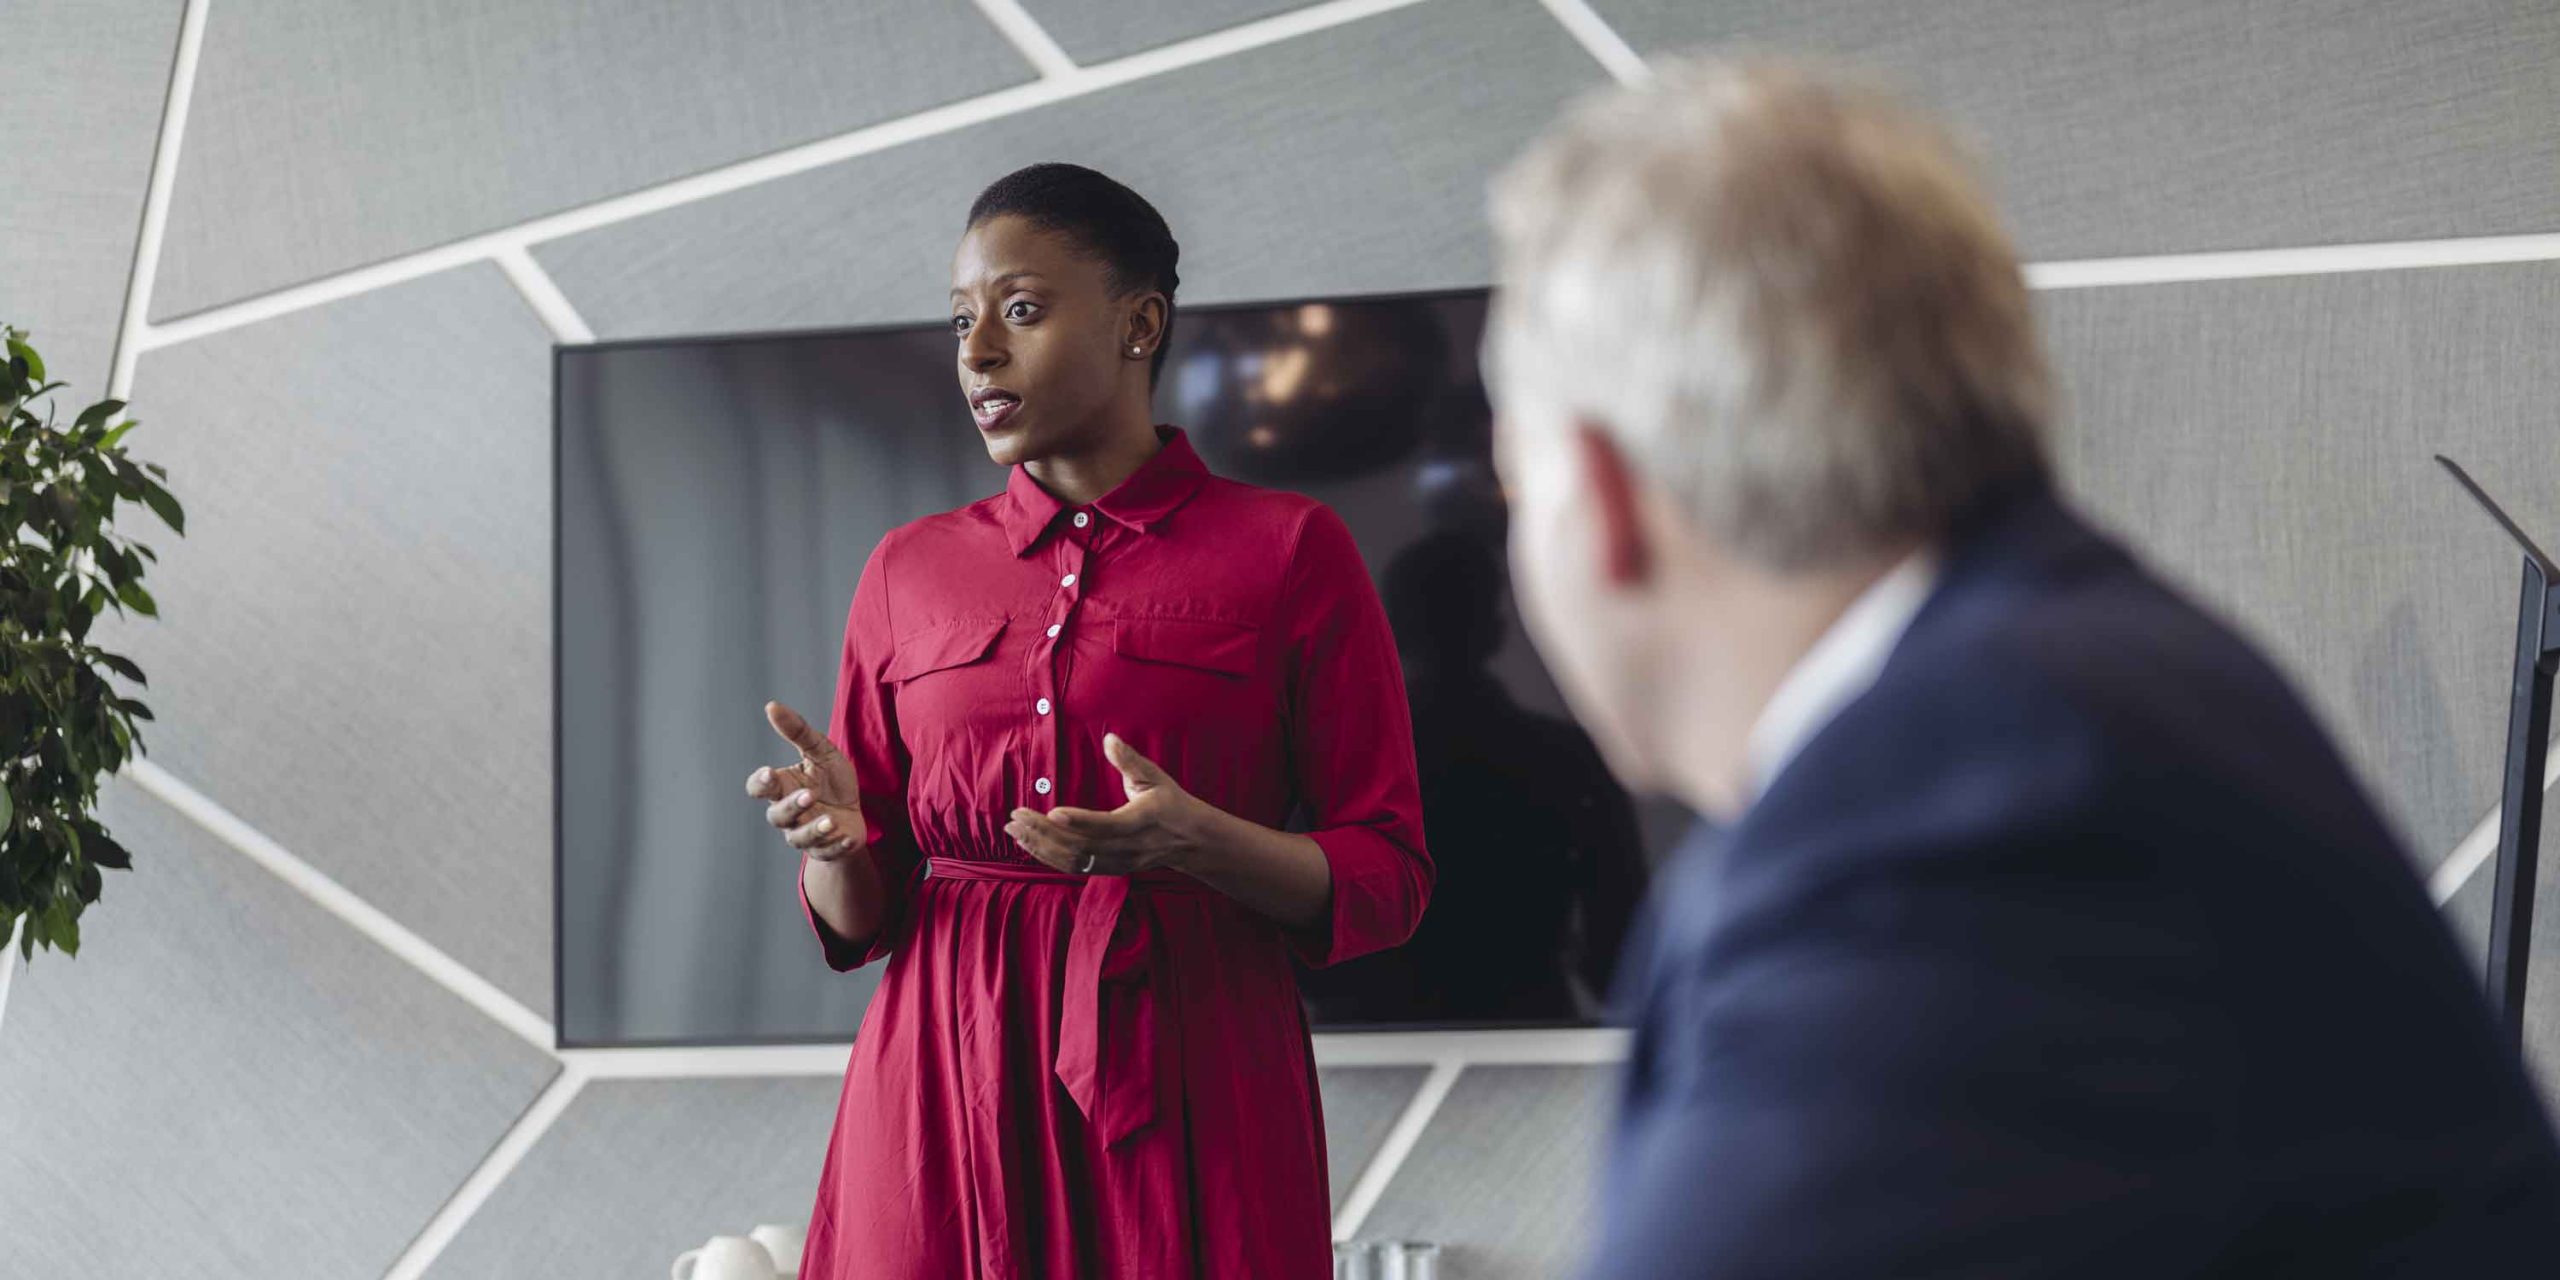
1743,545 -> 1942,802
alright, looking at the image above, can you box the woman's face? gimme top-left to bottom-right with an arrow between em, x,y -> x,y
950,213 -> 1152,467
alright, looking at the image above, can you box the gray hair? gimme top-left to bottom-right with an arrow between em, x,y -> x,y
1482,54 -> 2054,571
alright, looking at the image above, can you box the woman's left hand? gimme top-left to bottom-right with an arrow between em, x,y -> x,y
1007,732 -> 1208,875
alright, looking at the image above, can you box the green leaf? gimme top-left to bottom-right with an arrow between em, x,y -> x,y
106,455 -> 144,499
74,399 -> 125,432
7,336 -> 44,383
99,419 -> 137,450
141,479 -> 183,535
0,782 -> 11,830
86,830 -> 132,870
116,578 -> 156,617
77,861 -> 102,903
47,899 -> 78,956
97,651 -> 146,685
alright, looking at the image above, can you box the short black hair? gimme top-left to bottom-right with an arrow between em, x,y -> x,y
967,162 -> 1181,388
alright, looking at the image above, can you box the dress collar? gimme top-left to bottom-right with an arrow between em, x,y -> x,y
998,424 -> 1210,556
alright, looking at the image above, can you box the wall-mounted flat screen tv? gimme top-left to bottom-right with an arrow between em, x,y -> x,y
555,286 -> 1696,1048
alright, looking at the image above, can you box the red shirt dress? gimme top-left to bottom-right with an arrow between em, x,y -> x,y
796,424 -> 1433,1278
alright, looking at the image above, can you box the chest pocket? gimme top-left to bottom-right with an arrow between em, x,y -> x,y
883,615 -> 1008,683
1109,614 -> 1258,677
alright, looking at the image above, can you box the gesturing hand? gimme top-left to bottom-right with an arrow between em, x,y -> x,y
744,699 -> 868,861
1007,732 -> 1204,876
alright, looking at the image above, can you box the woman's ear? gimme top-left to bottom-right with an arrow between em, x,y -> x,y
1123,292 -> 1168,354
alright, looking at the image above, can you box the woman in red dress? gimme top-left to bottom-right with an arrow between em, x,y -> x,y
744,162 -> 1433,1278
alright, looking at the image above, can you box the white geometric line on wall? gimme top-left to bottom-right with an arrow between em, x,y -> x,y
1333,1059 -> 1467,1242
1537,0 -> 1652,85
972,0 -> 1079,79
132,0 -> 1430,352
105,0 -> 209,402
494,247 -> 595,346
380,1064 -> 590,1280
2029,233 -> 2560,292
2432,749 -> 2560,906
119,758 -> 556,1052
141,220 -> 2560,364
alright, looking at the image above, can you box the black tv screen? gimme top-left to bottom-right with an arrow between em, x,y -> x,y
554,286 -> 1692,1048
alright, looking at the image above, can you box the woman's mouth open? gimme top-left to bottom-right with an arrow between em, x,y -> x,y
970,388 -> 1022,432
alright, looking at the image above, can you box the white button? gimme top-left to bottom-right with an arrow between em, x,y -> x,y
1046,622 -> 1062,638
1036,697 -> 1052,715
1073,511 -> 1090,528
1034,776 -> 1052,795
1060,573 -> 1076,588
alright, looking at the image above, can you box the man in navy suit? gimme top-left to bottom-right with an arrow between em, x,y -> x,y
1476,54 -> 2560,1276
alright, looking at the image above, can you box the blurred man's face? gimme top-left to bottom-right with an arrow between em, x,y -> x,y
1489,392 -> 1660,794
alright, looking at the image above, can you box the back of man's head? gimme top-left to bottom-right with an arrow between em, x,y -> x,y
1483,54 -> 2055,573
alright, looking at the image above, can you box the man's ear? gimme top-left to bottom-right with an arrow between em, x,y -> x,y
1574,420 -> 1651,586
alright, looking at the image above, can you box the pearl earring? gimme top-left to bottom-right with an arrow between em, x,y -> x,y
1129,346 -> 1142,355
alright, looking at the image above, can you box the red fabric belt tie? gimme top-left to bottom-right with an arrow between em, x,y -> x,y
924,856 -> 1215,1148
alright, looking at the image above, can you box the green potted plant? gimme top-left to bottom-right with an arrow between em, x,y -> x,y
1,323 -> 184,961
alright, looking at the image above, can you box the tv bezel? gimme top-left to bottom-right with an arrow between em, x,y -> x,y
550,281 -> 1628,1059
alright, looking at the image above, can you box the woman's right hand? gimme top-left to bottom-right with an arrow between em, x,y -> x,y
745,699 -> 869,861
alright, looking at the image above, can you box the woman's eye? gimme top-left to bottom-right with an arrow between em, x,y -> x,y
1005,300 -> 1038,321
950,315 -> 971,336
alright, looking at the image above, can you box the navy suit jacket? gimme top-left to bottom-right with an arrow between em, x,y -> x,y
1583,478 -> 2560,1278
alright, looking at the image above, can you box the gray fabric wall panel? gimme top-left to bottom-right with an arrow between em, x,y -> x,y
1590,0 -> 2560,260
92,262 -> 557,1018
532,0 -> 1608,338
0,775 -> 560,1274
0,0 -> 182,392
1018,0 -> 1314,62
1319,1066 -> 1432,1211
147,0 -> 1037,323
2036,263 -> 2560,865
426,1076 -> 841,1277
1356,1065 -> 1616,1279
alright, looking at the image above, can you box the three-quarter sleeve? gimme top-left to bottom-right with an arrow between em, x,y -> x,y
798,533 -> 921,972
1277,503 -> 1434,968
